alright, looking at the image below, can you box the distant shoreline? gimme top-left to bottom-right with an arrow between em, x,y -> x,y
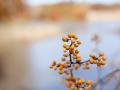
87,10 -> 120,21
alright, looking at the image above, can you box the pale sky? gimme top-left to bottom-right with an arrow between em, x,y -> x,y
26,0 -> 120,6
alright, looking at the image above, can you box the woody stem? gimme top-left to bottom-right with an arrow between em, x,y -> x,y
69,43 -> 73,77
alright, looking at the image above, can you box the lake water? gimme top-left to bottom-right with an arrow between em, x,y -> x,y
0,21 -> 120,90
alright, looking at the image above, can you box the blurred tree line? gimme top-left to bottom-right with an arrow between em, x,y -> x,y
0,0 -> 28,21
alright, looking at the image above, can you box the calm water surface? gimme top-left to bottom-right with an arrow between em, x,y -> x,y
24,21 -> 120,90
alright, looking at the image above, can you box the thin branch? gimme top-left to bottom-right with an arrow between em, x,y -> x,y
92,69 -> 120,89
80,60 -> 90,64
68,60 -> 90,67
69,43 -> 73,77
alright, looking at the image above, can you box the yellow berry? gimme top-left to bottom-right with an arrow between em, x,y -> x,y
64,49 -> 67,53
74,36 -> 78,40
76,79 -> 83,85
99,51 -> 104,56
66,61 -> 70,64
84,65 -> 90,70
76,56 -> 82,62
102,56 -> 107,61
85,86 -> 91,90
75,64 -> 80,70
56,63 -> 62,67
74,43 -> 79,47
67,76 -> 73,81
101,61 -> 105,65
69,50 -> 74,54
81,79 -> 85,83
71,40 -> 75,44
58,71 -> 63,75
76,55 -> 81,59
73,55 -> 77,59
52,61 -> 56,66
65,46 -> 70,50
71,76 -> 76,81
68,33 -> 76,38
61,57 -> 66,61
89,54 -> 96,58
76,58 -> 81,63
63,53 -> 69,57
59,65 -> 63,70
68,33 -> 72,38
86,80 -> 91,86
62,37 -> 68,42
49,65 -> 53,69
54,67 -> 57,70
64,70 -> 69,75
70,46 -> 74,50
98,57 -> 101,61
77,40 -> 81,45
97,63 -> 101,67
89,59 -> 94,64
75,50 -> 79,54
63,64 -> 68,68
79,88 -> 83,90
63,44 -> 67,48
93,60 -> 97,64
66,81 -> 73,88
69,67 -> 73,71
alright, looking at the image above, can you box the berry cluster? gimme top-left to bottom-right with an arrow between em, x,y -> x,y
50,33 -> 107,90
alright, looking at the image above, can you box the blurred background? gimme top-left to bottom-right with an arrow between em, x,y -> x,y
0,0 -> 120,90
